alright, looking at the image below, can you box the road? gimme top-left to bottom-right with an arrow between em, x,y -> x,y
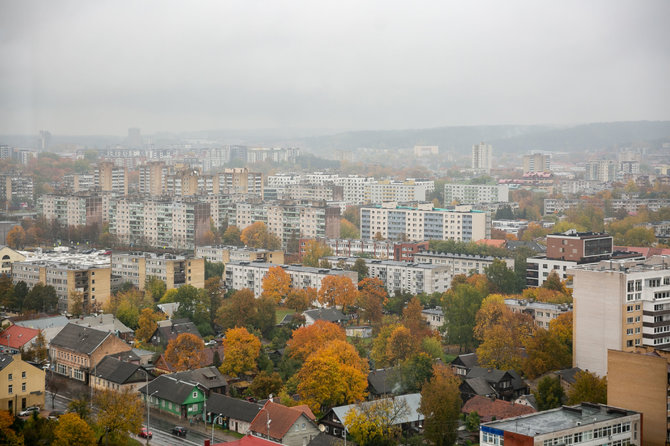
46,391 -> 234,445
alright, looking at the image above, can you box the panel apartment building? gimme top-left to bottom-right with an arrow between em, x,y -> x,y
224,262 -> 358,297
360,202 -> 489,242
414,251 -> 514,279
569,256 -> 670,376
195,245 -> 284,265
443,183 -> 509,205
111,252 -> 205,290
38,193 -> 111,227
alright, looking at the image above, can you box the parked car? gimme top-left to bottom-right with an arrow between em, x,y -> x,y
139,427 -> 152,439
172,426 -> 187,437
19,406 -> 40,416
47,410 -> 63,420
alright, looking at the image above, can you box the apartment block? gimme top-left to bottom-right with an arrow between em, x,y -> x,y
360,202 -> 489,242
414,251 -> 514,280
0,173 -> 34,209
38,193 -> 105,227
12,259 -> 111,313
504,299 -> 572,329
0,353 -> 45,414
325,257 -> 452,295
63,173 -> 95,193
279,183 -> 343,202
522,153 -> 551,173
443,183 -> 509,205
95,161 -> 128,195
480,403 -> 641,446
108,198 -> 210,250
224,262 -> 358,297
111,252 -> 205,290
364,179 -> 432,204
585,160 -> 617,182
472,142 -> 493,172
544,198 -> 670,215
569,256 -> 670,376
608,348 -> 669,446
139,161 -> 168,196
195,245 -> 284,265
219,168 -> 263,197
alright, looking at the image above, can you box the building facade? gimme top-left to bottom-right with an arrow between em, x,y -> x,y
195,245 -> 284,265
522,153 -> 551,173
111,252 -> 205,290
472,143 -> 493,172
444,184 -> 509,205
0,353 -> 45,414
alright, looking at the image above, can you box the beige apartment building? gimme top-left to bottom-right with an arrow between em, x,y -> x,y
608,348 -> 670,446
38,193 -> 108,227
219,168 -> 263,197
0,353 -> 45,414
111,252 -> 205,290
95,161 -> 128,195
12,259 -> 111,313
569,256 -> 670,376
139,161 -> 168,196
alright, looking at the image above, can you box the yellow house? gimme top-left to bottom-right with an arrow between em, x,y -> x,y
0,353 -> 45,414
0,246 -> 25,277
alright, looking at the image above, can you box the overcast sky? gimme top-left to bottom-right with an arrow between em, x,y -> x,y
1,0 -> 669,135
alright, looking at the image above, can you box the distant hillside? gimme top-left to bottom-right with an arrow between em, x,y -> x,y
292,121 -> 670,154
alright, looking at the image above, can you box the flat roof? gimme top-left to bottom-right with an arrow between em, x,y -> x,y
482,404 -> 638,437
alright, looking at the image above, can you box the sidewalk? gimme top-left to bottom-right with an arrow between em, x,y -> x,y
147,407 -> 240,443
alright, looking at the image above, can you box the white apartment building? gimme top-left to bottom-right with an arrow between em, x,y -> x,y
195,245 -> 284,265
360,202 -> 489,242
111,252 -> 205,290
224,262 -> 357,297
38,193 -> 106,227
414,252 -> 514,280
326,257 -> 452,295
504,298 -> 572,329
267,173 -> 301,188
472,142 -> 493,172
364,179 -> 434,204
585,160 -> 617,182
443,183 -> 509,205
569,256 -> 670,376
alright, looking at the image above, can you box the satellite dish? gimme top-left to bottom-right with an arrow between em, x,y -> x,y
318,424 -> 326,433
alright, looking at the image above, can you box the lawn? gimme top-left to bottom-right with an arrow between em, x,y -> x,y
276,308 -> 295,324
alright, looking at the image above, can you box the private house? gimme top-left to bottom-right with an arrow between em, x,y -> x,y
0,325 -> 39,354
450,353 -> 479,377
0,353 -> 45,414
462,395 -> 536,422
49,323 -> 131,383
320,393 -> 423,439
302,308 -> 349,326
14,315 -> 68,345
207,393 -> 262,435
138,374 -> 206,420
148,318 -> 201,348
421,307 -> 444,331
213,435 -> 284,446
170,366 -> 228,395
460,367 -> 528,402
249,400 -> 319,446
153,345 -> 224,374
344,325 -> 372,338
69,313 -> 134,341
90,355 -> 153,393
367,368 -> 399,397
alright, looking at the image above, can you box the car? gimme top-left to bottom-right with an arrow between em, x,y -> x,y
47,410 -> 63,421
204,339 -> 217,346
139,427 -> 152,439
172,426 -> 187,437
19,406 -> 40,416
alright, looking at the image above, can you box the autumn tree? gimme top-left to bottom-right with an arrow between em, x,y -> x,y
22,329 -> 48,364
135,308 -> 160,344
542,270 -> 565,292
351,258 -> 368,282
285,287 -> 315,312
523,312 -> 572,378
216,288 -> 258,330
262,266 -> 291,303
534,376 -> 564,410
53,413 -> 96,446
286,320 -> 346,362
485,259 -> 521,294
221,327 -> 261,377
317,275 -> 358,312
419,364 -> 462,446
302,240 -> 333,267
94,388 -> 144,444
145,276 -> 167,301
344,398 -> 409,446
6,226 -> 25,249
441,281 -> 487,352
357,278 -> 387,325
222,225 -> 242,246
567,371 -> 607,405
396,352 -> 434,393
248,371 -> 284,400
386,325 -> 417,365
297,339 -> 368,415
0,409 -> 22,445
165,333 -> 206,371
370,322 -> 401,368
340,219 -> 360,239
402,297 -> 431,341
23,283 -> 58,313
240,221 -> 281,250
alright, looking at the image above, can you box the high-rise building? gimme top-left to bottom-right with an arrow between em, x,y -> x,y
39,130 -> 51,150
0,145 -> 11,160
585,160 -> 617,182
111,252 -> 205,290
522,153 -> 551,173
139,161 -> 168,196
472,142 -> 492,172
127,128 -> 142,148
95,161 -> 128,195
569,256 -> 670,376
443,183 -> 509,205
218,168 -> 263,197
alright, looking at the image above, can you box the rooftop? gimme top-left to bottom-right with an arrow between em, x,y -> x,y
0,325 -> 40,349
569,255 -> 670,274
20,249 -> 111,269
482,403 -> 638,437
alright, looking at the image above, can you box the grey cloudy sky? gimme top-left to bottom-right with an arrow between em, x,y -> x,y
1,0 -> 669,135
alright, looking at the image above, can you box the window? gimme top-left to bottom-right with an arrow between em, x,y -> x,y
21,383 -> 25,392
193,391 -> 198,399
8,373 -> 12,381
8,385 -> 12,394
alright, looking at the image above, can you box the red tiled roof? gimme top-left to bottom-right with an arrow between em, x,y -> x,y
462,395 -> 536,422
213,434 -> 281,446
249,401 -> 315,441
0,325 -> 39,349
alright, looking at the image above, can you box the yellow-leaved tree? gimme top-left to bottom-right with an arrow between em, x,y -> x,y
164,333 -> 206,371
94,388 -> 143,444
262,266 -> 292,304
344,398 -> 409,445
220,327 -> 261,377
135,308 -> 161,344
317,275 -> 358,312
53,413 -> 96,446
297,339 -> 368,416
286,320 -> 346,362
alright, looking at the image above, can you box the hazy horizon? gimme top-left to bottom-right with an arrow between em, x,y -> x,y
2,0 -> 669,135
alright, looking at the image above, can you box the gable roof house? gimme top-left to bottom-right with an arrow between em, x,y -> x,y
49,323 -> 131,383
90,355 -> 153,393
207,393 -> 262,435
138,374 -> 206,420
302,309 -> 349,326
170,366 -> 228,396
460,367 -> 528,402
249,400 -> 319,446
0,325 -> 40,354
462,395 -> 536,422
69,313 -> 134,341
367,368 -> 400,397
450,352 -> 479,376
149,318 -> 201,347
320,393 -> 423,440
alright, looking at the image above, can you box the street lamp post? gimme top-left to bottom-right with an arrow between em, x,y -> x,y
211,414 -> 223,443
141,368 -> 158,446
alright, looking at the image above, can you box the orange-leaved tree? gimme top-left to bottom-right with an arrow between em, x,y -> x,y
221,327 -> 261,377
317,275 -> 358,312
386,325 -> 417,365
357,277 -> 387,325
164,333 -> 206,371
296,339 -> 368,415
286,320 -> 346,362
285,287 -> 315,312
240,221 -> 281,250
418,364 -> 462,446
135,308 -> 161,344
262,266 -> 292,304
402,296 -> 431,341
